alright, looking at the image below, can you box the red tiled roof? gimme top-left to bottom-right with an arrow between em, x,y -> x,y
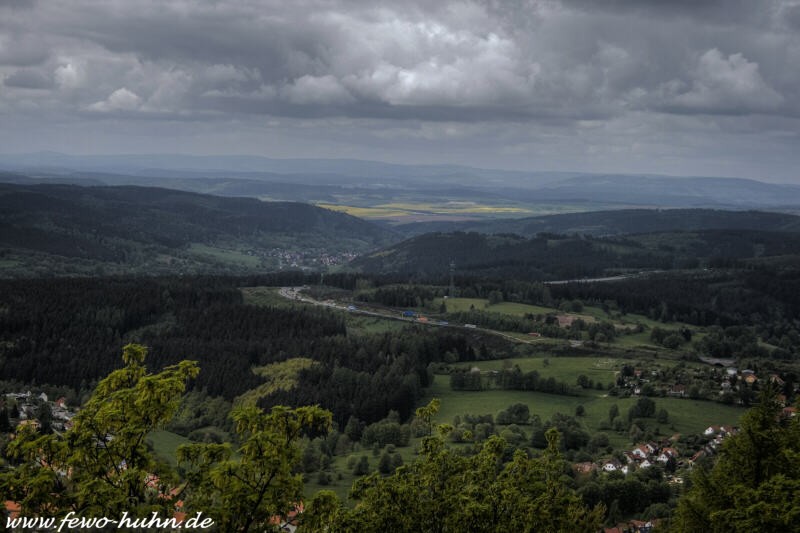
4,501 -> 21,519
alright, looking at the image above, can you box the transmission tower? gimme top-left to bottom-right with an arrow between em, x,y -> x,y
449,260 -> 455,297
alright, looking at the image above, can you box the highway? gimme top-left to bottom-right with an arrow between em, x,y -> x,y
277,287 -> 543,345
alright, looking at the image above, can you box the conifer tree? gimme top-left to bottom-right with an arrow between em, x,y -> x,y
673,387 -> 800,532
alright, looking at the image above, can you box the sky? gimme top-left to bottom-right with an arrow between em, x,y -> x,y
1,0 -> 799,182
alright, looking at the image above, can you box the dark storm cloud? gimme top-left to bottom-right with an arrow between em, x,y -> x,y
3,68 -> 53,89
0,0 -> 798,180
0,0 -> 36,9
0,0 -> 795,119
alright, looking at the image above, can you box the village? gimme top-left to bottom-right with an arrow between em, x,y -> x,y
1,391 -> 78,435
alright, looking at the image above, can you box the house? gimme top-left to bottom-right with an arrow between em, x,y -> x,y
639,459 -> 653,469
782,406 -> 797,418
16,419 -> 40,432
704,426 -> 720,436
689,450 -> 705,465
556,315 -> 575,327
657,448 -> 678,463
603,460 -> 621,472
629,519 -> 656,533
770,374 -> 785,387
667,384 -> 686,397
623,451 -> 636,464
632,445 -> 649,459
573,462 -> 597,474
744,374 -> 758,385
269,503 -> 304,533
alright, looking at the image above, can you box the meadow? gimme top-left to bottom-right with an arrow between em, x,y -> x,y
422,380 -> 745,449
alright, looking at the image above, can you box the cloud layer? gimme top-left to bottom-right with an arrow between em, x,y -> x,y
1,0 -> 799,180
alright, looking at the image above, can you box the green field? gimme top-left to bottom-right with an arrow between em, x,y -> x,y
148,430 -> 191,467
303,443 -> 421,502
422,379 -> 746,449
453,356 -> 622,387
440,297 -> 557,316
188,243 -> 262,267
241,286 -> 296,307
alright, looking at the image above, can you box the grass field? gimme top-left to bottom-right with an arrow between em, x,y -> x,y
148,430 -> 191,467
453,356 -> 622,387
440,297 -> 556,316
422,380 -> 746,449
188,243 -> 262,268
438,298 -> 704,351
303,442 -> 422,502
315,202 -> 534,221
241,286 -> 295,307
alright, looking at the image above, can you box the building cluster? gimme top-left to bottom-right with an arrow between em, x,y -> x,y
3,391 -> 77,433
261,248 -> 358,269
617,364 -> 798,406
598,438 -> 681,475
576,424 -> 740,481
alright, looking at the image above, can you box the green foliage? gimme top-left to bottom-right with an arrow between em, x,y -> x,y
673,388 -> 800,532
360,417 -> 411,448
628,397 -> 657,421
177,404 -> 332,533
303,427 -> 603,532
353,455 -> 370,476
0,344 -> 199,518
496,403 -> 530,425
414,398 -> 440,436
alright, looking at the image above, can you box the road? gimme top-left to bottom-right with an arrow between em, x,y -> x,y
277,286 -> 543,345
544,270 -> 663,285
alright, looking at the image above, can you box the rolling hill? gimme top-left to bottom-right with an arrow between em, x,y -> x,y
2,154 -> 800,220
0,183 -> 397,277
350,229 -> 800,281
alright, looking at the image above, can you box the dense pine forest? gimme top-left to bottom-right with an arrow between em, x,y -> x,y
0,274 -> 508,426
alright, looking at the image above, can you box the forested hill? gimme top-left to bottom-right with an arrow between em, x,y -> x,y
395,208 -> 800,237
0,183 -> 397,277
350,230 -> 800,281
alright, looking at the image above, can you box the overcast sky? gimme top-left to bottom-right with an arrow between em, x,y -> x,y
1,0 -> 799,181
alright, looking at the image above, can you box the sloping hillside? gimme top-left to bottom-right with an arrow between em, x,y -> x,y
351,229 -> 800,281
0,183 -> 397,277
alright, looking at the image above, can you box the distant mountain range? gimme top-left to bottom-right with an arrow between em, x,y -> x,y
0,182 -> 395,277
1,152 -> 799,212
395,208 -> 800,237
